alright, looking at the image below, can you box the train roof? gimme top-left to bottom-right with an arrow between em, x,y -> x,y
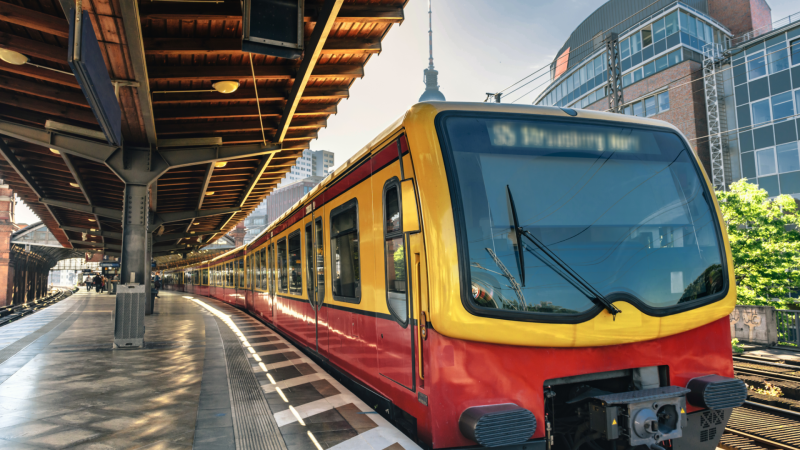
194,101 -> 683,266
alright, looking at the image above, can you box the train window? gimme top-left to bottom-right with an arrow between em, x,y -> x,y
267,245 -> 274,294
238,258 -> 245,288
306,224 -> 313,300
228,262 -> 233,287
330,199 -> 360,303
384,180 -> 408,324
203,269 -> 208,285
315,218 -> 324,305
254,249 -> 261,290
277,238 -> 287,293
260,247 -> 267,291
288,231 -> 302,295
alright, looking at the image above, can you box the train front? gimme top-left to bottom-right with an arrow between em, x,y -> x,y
410,103 -> 747,450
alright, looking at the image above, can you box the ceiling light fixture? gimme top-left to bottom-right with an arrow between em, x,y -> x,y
88,218 -> 96,222
69,183 -> 79,188
214,161 -> 227,168
0,49 -> 73,76
205,191 -> 215,196
212,81 -> 240,94
0,48 -> 28,65
50,148 -> 61,155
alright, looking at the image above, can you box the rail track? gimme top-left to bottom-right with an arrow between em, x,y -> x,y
0,287 -> 76,327
720,356 -> 800,449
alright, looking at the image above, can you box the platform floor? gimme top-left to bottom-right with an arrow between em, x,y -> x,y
0,290 -> 420,450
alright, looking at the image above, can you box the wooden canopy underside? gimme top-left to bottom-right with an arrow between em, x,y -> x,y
0,0 -> 406,258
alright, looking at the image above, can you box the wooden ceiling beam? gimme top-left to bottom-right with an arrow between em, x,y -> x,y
154,104 -> 335,121
0,2 -> 70,39
157,118 -> 326,134
151,87 -> 347,104
147,64 -> 362,82
0,31 -> 67,65
139,3 -> 402,23
143,37 -> 379,56
0,91 -> 97,124
0,75 -> 88,107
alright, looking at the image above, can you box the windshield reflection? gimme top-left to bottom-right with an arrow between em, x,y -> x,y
445,116 -> 725,317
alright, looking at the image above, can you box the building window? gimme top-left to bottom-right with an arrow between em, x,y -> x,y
792,39 -> 800,65
756,148 -> 777,176
772,91 -> 794,120
645,96 -> 657,117
777,142 -> 800,173
747,51 -> 767,80
751,99 -> 771,125
768,41 -> 790,74
330,199 -> 360,302
658,91 -> 670,112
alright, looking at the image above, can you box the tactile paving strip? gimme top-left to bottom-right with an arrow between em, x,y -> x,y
188,295 -> 422,450
218,316 -> 288,450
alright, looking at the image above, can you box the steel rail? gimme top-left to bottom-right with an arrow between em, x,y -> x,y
733,367 -> 800,383
734,356 -> 800,370
724,427 -> 800,450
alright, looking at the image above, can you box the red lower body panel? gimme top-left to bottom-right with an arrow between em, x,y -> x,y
424,316 -> 734,449
160,284 -> 733,450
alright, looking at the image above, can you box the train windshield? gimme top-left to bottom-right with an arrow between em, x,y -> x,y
441,114 -> 726,319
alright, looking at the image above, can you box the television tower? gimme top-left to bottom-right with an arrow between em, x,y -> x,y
419,0 -> 445,101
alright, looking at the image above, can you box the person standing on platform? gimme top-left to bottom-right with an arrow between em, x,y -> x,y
93,273 -> 102,293
85,275 -> 92,292
154,272 -> 161,298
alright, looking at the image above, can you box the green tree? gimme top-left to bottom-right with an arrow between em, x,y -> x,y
716,179 -> 800,306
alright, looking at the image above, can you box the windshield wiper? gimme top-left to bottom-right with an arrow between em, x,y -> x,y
505,187 -> 622,318
506,185 -> 525,287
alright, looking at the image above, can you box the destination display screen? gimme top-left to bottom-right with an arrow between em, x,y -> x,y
486,120 -> 648,154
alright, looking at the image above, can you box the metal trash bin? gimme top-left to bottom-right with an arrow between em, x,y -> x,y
114,283 -> 146,348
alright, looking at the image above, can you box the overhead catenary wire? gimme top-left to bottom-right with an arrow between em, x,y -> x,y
529,7 -> 800,108
494,0 -> 666,99
602,42 -> 797,114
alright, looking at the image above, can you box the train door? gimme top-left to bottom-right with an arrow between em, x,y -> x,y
306,209 -> 326,354
376,141 -> 416,389
268,241 -> 275,320
245,251 -> 254,311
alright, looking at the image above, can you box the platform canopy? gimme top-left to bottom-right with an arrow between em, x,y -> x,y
0,0 -> 405,257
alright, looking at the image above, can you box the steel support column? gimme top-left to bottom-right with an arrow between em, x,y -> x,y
120,184 -> 150,308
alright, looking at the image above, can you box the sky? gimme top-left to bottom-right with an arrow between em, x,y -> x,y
13,0 -> 800,225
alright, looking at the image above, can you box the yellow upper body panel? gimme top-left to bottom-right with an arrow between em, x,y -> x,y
401,102 -> 735,348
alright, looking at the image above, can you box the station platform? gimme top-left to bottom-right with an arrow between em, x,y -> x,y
0,290 -> 421,450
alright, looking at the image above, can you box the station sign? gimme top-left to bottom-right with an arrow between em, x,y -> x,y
99,262 -> 120,268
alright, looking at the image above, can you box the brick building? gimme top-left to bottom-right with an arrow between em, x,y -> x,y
534,0 -> 792,190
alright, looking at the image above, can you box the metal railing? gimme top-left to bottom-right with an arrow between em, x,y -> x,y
729,12 -> 800,47
776,309 -> 800,347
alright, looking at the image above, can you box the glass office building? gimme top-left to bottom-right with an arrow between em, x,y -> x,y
733,24 -> 800,197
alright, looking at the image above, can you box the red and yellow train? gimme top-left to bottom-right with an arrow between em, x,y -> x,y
164,102 -> 746,450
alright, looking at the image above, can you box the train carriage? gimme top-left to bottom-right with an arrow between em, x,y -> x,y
164,102 -> 746,450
